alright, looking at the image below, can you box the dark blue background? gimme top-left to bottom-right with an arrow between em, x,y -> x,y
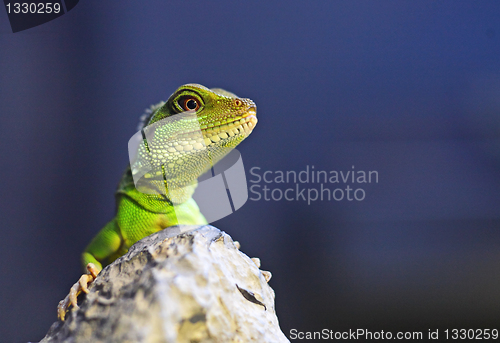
1,1 -> 500,342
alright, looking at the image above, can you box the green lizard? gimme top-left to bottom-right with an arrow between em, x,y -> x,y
57,84 -> 257,321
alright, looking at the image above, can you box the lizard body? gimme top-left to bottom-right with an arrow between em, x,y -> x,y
57,84 -> 257,320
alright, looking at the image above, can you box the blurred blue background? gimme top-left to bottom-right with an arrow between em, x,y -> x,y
1,1 -> 500,342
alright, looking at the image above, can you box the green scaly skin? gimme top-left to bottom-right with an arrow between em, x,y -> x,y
58,84 -> 257,320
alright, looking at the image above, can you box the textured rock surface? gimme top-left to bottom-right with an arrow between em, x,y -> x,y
41,225 -> 289,343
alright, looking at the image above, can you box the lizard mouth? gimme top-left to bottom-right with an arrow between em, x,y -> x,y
202,108 -> 257,146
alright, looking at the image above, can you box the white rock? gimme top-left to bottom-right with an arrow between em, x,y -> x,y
41,225 -> 289,343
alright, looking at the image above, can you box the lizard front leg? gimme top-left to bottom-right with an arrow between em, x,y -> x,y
57,219 -> 123,321
57,263 -> 100,320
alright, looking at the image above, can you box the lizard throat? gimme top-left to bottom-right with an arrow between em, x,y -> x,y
138,113 -> 257,182
142,111 -> 257,165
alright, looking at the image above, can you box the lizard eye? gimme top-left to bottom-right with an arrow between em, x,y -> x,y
180,97 -> 200,111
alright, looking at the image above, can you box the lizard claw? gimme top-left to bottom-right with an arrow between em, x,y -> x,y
86,262 -> 100,278
78,274 -> 93,294
57,263 -> 100,321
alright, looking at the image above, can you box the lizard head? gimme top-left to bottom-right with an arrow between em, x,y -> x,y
131,84 -> 257,200
148,83 -> 257,151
